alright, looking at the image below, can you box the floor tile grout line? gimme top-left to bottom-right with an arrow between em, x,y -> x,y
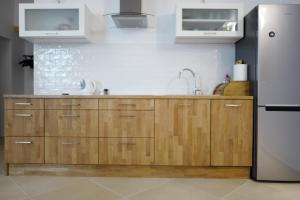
220,180 -> 251,199
88,178 -> 125,198
122,179 -> 173,199
172,179 -> 226,200
8,176 -> 34,200
26,176 -> 99,199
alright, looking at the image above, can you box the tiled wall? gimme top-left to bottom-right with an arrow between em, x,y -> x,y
34,43 -> 234,95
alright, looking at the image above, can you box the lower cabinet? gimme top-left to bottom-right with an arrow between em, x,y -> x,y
99,138 -> 154,165
4,97 -> 254,174
211,100 -> 253,166
154,100 -> 211,166
5,137 -> 45,164
45,137 -> 98,164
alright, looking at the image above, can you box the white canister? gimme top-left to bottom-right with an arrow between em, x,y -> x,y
233,64 -> 248,81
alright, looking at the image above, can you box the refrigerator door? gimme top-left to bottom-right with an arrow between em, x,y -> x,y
257,106 -> 300,181
257,5 -> 300,106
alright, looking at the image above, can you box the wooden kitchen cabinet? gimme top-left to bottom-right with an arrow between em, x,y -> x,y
99,138 -> 154,165
99,110 -> 154,138
5,137 -> 45,164
45,137 -> 98,164
211,100 -> 253,166
5,110 -> 44,137
45,110 -> 98,137
4,96 -> 253,177
155,100 -> 211,166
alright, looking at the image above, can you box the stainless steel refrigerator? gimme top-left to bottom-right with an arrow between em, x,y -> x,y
236,4 -> 300,182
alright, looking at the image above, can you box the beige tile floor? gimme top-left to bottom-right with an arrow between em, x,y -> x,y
0,141 -> 300,200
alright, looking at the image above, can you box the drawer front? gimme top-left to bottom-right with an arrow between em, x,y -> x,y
5,110 -> 44,137
99,138 -> 154,165
45,110 -> 98,137
45,99 -> 98,110
45,137 -> 98,164
99,110 -> 154,138
5,137 -> 45,164
5,98 -> 44,110
99,99 -> 154,110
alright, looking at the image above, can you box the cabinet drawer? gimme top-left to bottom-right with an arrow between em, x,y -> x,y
45,99 -> 98,110
45,137 -> 98,164
5,98 -> 44,110
5,110 -> 44,137
45,110 -> 98,137
5,137 -> 45,164
99,99 -> 154,110
99,138 -> 154,165
99,110 -> 154,138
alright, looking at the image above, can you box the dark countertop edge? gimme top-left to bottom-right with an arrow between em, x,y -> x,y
3,95 -> 254,100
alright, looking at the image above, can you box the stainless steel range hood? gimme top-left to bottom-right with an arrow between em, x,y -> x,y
111,0 -> 149,28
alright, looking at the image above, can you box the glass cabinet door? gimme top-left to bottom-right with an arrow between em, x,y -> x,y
25,9 -> 80,31
182,9 -> 238,32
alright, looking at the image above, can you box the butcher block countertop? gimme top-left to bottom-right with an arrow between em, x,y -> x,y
4,95 -> 253,100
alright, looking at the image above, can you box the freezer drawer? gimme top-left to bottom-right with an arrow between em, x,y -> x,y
257,106 -> 300,181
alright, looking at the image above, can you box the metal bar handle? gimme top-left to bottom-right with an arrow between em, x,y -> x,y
15,114 -> 32,117
203,32 -> 217,35
62,104 -> 81,106
45,32 -> 59,35
225,104 -> 241,108
15,102 -> 32,106
62,142 -> 80,145
60,114 -> 80,118
119,142 -> 136,146
119,115 -> 136,118
177,104 -> 192,107
119,104 -> 136,106
15,141 -> 32,144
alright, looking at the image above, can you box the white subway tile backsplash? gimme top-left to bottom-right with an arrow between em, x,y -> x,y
34,43 -> 234,95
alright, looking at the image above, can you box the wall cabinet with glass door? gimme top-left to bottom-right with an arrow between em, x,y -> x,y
176,3 -> 244,43
19,3 -> 93,42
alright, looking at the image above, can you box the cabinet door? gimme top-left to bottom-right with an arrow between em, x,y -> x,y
211,100 -> 253,166
45,110 -> 98,137
99,138 -> 154,165
45,137 -> 98,164
5,137 -> 44,164
5,110 -> 44,137
99,110 -> 154,138
155,100 -> 210,166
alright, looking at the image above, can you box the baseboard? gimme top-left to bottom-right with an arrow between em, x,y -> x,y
8,164 -> 250,178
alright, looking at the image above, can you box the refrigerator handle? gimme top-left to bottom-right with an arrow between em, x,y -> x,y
264,105 -> 300,112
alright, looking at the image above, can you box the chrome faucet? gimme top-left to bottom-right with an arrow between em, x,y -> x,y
178,68 -> 202,95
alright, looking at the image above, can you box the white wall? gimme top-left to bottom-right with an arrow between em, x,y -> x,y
0,0 -> 33,137
33,0 -> 300,95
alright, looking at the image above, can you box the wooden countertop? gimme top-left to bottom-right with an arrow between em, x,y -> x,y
4,95 -> 253,100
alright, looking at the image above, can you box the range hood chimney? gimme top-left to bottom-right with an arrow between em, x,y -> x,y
111,0 -> 150,28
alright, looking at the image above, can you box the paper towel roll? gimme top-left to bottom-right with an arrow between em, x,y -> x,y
233,64 -> 247,81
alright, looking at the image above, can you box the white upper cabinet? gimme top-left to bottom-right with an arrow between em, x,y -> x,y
176,3 -> 244,43
19,3 -> 93,43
